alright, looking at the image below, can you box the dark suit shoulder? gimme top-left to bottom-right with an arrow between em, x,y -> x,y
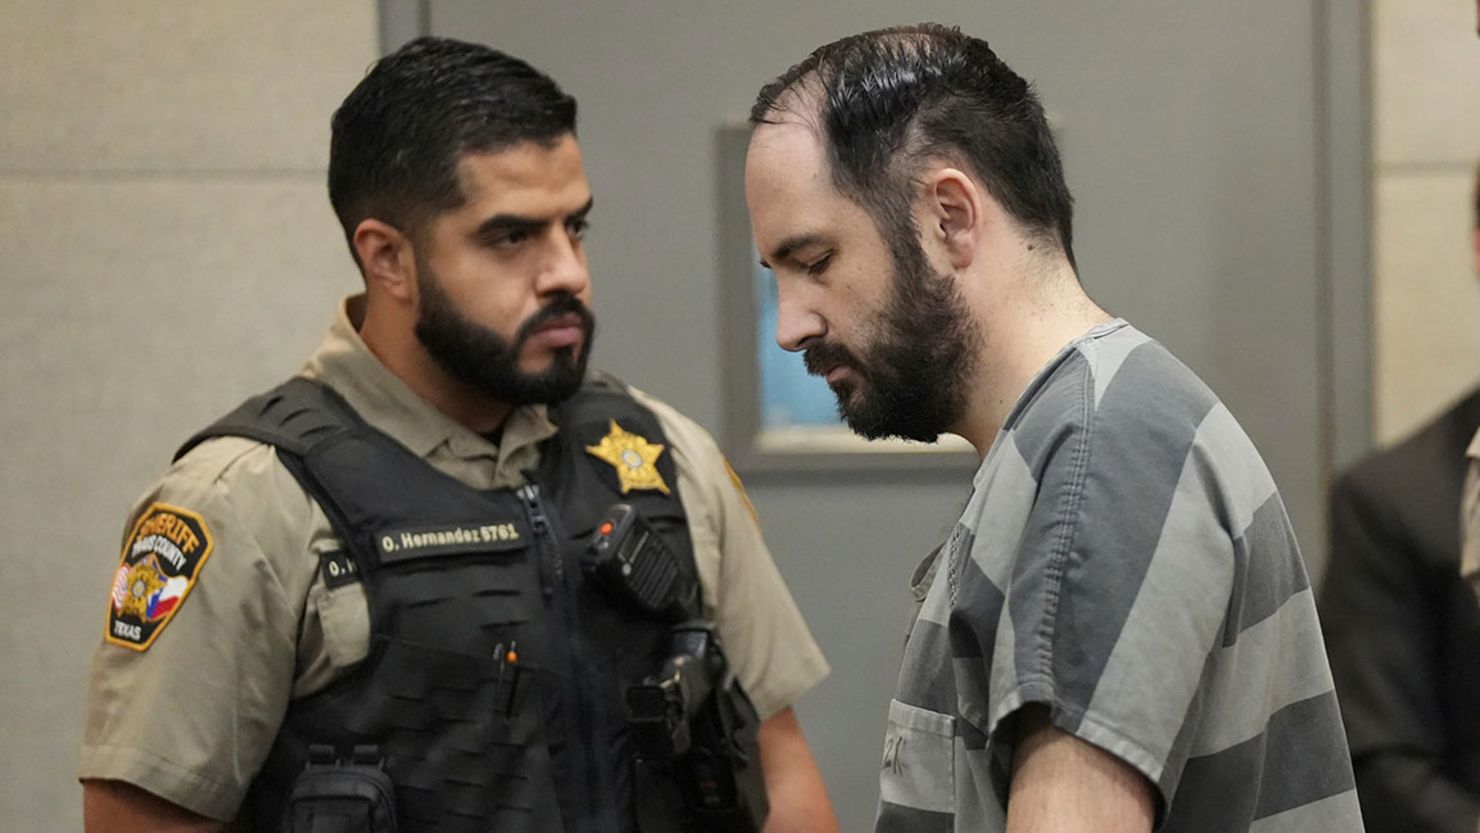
1343,389 -> 1480,498
1334,388 -> 1480,570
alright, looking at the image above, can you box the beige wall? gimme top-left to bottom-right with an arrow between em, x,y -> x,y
1373,0 -> 1480,444
0,3 -> 376,828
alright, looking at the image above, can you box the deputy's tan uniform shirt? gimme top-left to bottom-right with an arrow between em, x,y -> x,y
79,295 -> 829,822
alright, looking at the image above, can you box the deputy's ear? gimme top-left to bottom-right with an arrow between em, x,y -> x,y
352,219 -> 418,303
925,167 -> 983,270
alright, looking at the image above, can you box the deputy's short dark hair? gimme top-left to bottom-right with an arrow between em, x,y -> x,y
329,37 -> 577,262
752,24 -> 1075,270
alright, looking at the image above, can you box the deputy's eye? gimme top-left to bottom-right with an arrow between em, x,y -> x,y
804,254 -> 832,276
567,218 -> 590,241
491,229 -> 529,249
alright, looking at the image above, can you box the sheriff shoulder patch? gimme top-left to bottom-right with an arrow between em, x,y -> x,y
106,502 -> 214,651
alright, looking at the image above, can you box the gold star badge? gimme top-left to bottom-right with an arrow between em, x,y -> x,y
120,558 -> 166,620
586,419 -> 670,495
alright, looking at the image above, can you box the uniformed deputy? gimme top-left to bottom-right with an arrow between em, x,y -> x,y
78,37 -> 836,833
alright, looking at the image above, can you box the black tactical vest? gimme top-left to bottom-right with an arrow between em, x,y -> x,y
176,376 -> 721,833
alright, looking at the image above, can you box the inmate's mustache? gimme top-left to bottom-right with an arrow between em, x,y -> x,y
802,341 -> 863,377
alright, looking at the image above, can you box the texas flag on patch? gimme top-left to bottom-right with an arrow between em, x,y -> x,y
145,576 -> 189,621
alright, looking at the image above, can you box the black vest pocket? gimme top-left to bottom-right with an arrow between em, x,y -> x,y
272,636 -> 558,833
279,753 -> 397,833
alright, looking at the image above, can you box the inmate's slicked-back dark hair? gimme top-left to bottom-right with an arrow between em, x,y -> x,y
750,24 -> 1075,270
329,37 -> 577,265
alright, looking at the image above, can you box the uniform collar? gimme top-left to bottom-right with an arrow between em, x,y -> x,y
300,294 -> 560,463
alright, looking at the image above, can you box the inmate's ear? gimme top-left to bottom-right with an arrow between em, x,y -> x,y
923,167 -> 984,270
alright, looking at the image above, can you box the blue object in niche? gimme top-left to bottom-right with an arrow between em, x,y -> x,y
753,261 -> 844,429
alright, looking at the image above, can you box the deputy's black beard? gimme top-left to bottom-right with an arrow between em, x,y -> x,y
415,273 -> 596,407
803,242 -> 977,443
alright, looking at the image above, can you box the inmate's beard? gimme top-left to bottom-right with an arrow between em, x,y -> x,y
803,245 -> 977,442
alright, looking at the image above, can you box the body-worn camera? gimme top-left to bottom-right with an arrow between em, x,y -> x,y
586,503 -> 695,621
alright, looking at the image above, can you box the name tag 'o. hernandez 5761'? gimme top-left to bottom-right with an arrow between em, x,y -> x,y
105,502 -> 214,651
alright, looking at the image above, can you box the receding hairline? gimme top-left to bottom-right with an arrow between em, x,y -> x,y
751,24 -> 969,122
750,73 -> 826,136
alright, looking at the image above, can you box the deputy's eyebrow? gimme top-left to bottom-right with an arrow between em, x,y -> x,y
759,232 -> 828,270
473,213 -> 543,238
474,197 -> 595,238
